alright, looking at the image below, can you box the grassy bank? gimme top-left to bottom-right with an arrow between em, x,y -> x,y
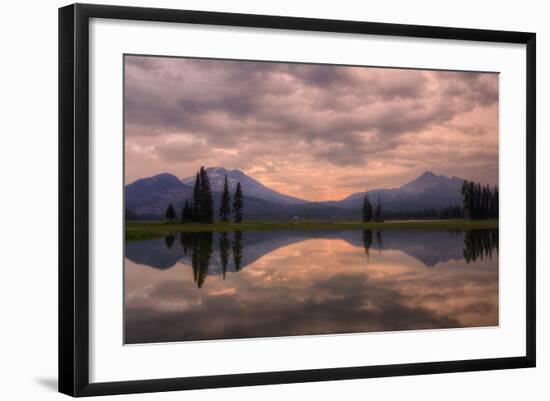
125,219 -> 498,241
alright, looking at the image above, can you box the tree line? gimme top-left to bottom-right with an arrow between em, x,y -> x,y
461,180 -> 498,220
164,231 -> 244,288
362,192 -> 383,222
360,179 -> 498,222
164,166 -> 244,224
381,206 -> 464,220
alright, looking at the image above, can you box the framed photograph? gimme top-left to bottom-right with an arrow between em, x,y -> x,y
59,3 -> 536,397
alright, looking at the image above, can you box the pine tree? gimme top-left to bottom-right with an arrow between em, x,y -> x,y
461,179 -> 499,220
362,192 -> 373,222
219,175 -> 231,222
191,172 -> 201,222
493,186 -> 499,218
165,203 -> 176,222
199,167 -> 214,223
461,180 -> 471,219
374,194 -> 383,222
181,199 -> 192,223
233,182 -> 244,223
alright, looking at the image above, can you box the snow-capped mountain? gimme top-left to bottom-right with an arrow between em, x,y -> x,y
125,169 -> 466,220
181,167 -> 306,205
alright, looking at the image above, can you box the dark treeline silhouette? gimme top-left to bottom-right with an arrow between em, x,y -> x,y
219,176 -> 231,222
165,203 -> 176,222
463,229 -> 499,263
362,192 -> 373,222
167,168 -> 245,224
461,180 -> 499,220
360,229 -> 498,265
362,193 -> 383,222
380,205 -> 464,221
233,182 -> 244,223
175,167 -> 214,223
176,230 -> 244,287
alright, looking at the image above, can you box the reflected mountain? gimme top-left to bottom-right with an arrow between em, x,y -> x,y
126,229 -> 498,278
125,229 -> 499,343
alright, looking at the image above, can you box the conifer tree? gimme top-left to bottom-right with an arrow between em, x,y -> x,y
461,180 -> 498,220
165,203 -> 176,222
191,172 -> 201,222
233,182 -> 244,223
362,192 -> 373,222
199,167 -> 214,223
219,175 -> 231,222
181,199 -> 192,223
461,180 -> 471,219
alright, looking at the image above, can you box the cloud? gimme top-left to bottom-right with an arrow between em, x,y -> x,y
124,55 -> 499,200
124,234 -> 498,343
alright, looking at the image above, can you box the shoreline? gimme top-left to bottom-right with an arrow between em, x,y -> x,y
125,219 -> 499,241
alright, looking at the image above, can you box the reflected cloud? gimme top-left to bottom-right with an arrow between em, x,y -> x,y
125,229 -> 498,343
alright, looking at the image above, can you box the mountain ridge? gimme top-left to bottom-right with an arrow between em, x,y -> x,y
125,168 -> 467,220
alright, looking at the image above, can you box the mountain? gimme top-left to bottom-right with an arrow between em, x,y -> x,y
333,171 -> 464,212
181,167 -> 306,205
125,173 -> 193,218
125,229 -> 470,272
125,169 -> 465,220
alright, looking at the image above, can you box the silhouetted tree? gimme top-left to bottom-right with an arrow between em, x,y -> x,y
219,175 -> 231,222
461,181 -> 472,220
492,186 -> 499,218
379,205 -> 464,221
181,200 -> 192,223
233,182 -> 244,223
199,167 -> 214,223
165,203 -> 176,222
461,180 -> 499,220
362,192 -> 373,222
191,172 -> 201,222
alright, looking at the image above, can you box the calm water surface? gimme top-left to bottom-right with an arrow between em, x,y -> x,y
124,229 -> 498,344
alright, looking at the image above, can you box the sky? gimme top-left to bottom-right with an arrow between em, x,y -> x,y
124,55 -> 499,202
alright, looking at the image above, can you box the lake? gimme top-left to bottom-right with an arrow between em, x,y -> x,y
124,229 -> 498,344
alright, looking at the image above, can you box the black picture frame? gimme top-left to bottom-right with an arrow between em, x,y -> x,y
59,3 -> 536,397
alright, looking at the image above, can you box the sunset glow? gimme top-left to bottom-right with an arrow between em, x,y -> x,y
125,56 -> 498,201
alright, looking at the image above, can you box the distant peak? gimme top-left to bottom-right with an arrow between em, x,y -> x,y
148,172 -> 180,181
206,167 -> 228,173
420,170 -> 436,178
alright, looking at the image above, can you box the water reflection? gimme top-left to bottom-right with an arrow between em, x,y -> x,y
463,229 -> 499,263
128,229 -> 498,275
233,231 -> 243,272
124,229 -> 499,343
362,230 -> 373,260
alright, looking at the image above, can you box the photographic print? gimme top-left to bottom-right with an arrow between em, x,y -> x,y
124,55 -> 499,345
